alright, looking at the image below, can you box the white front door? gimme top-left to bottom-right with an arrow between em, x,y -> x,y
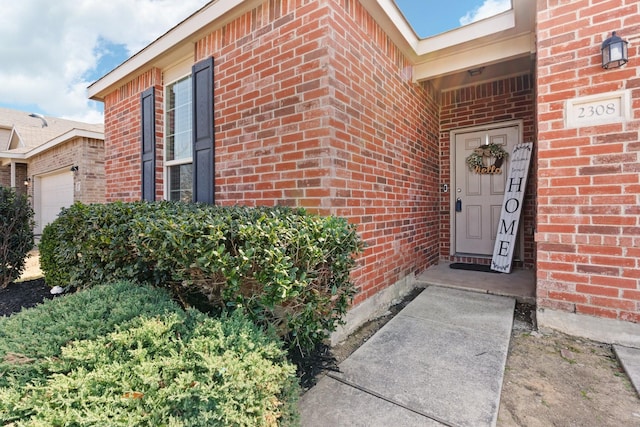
454,126 -> 519,255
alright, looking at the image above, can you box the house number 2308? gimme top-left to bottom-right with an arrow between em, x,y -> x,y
577,103 -> 616,118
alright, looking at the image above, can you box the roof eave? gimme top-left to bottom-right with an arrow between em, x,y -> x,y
28,129 -> 104,158
88,0 -> 535,101
0,128 -> 104,161
87,0 -> 254,101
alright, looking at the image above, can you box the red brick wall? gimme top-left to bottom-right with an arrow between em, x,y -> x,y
439,75 -> 537,267
326,0 -> 440,301
536,0 -> 640,322
196,0 -> 338,210
103,69 -> 163,201
192,0 -> 439,303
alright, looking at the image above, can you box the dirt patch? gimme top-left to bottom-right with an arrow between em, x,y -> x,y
498,328 -> 640,426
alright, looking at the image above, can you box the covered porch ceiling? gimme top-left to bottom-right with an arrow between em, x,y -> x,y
364,0 -> 536,91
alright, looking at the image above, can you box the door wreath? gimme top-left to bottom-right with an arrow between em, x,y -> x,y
466,143 -> 508,172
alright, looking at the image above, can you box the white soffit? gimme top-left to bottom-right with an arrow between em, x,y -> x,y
413,32 -> 535,82
414,8 -> 516,56
0,129 -> 103,161
27,129 -> 104,158
375,0 -> 519,56
378,0 -> 420,50
372,0 -> 534,84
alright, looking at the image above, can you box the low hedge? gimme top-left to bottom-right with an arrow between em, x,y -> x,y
0,282 -> 299,426
40,202 -> 363,352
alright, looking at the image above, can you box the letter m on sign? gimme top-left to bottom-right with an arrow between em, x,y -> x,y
491,142 -> 533,273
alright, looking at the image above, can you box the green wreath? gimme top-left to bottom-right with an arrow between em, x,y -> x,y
466,143 -> 509,170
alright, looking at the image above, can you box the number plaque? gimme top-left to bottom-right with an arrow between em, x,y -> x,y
566,90 -> 630,128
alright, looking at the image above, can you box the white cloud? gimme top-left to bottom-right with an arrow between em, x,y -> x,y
0,0 -> 210,123
460,0 -> 511,26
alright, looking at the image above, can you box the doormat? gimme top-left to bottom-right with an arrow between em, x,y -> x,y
449,263 -> 501,273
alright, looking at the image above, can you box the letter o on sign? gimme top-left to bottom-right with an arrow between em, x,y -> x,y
505,198 -> 520,213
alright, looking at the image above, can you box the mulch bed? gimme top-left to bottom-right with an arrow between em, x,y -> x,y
0,278 -> 55,317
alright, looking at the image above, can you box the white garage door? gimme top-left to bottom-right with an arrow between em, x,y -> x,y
36,171 -> 74,234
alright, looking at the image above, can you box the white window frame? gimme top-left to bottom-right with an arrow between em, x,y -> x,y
164,72 -> 193,201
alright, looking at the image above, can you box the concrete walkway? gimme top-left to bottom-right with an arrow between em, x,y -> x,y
299,286 -> 515,427
614,345 -> 640,398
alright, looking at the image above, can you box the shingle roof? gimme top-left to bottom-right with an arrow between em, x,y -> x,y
0,107 -> 103,153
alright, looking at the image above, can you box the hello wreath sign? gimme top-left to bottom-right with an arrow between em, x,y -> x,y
466,143 -> 508,175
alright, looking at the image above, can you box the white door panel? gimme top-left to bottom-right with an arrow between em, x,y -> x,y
454,126 -> 518,255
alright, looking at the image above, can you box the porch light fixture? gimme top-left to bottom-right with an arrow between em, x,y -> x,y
601,31 -> 628,69
468,67 -> 484,77
23,177 -> 31,186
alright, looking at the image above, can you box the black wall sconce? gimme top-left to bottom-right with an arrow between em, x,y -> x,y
70,165 -> 79,172
601,31 -> 628,69
23,177 -> 31,186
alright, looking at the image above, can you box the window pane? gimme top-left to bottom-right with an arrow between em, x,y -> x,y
168,164 -> 193,202
166,76 -> 192,162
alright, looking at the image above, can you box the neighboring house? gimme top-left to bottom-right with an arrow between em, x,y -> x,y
87,0 -> 639,346
0,108 -> 105,235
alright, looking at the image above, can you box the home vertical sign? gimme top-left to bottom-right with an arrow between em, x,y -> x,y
491,142 -> 533,273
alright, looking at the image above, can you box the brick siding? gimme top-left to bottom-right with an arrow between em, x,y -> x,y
103,70 -> 163,201
26,137 -> 105,204
536,0 -> 640,322
327,0 -> 440,301
0,164 -> 28,196
0,164 -> 9,187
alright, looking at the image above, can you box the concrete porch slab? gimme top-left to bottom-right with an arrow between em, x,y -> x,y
416,262 -> 535,304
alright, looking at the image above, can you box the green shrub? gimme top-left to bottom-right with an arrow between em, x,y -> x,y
0,186 -> 34,288
1,310 -> 298,426
40,202 -> 364,352
0,281 -> 183,388
39,202 -> 155,288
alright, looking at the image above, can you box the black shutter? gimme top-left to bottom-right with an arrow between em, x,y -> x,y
192,57 -> 215,204
141,87 -> 156,201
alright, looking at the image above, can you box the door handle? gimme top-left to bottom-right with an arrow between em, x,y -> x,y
456,198 -> 462,212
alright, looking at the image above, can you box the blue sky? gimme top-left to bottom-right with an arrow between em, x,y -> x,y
395,0 -> 510,38
0,0 -> 509,123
